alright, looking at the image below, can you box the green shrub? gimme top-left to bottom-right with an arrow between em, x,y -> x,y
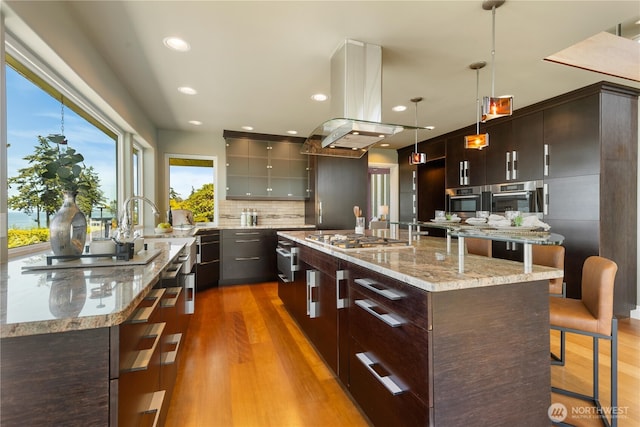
8,228 -> 50,249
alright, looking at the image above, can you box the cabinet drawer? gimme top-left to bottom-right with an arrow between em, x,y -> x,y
222,239 -> 265,258
349,339 -> 428,427
350,288 -> 430,403
348,263 -> 430,330
220,255 -> 275,282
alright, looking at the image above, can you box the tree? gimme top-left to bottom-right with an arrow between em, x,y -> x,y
8,136 -> 61,227
76,166 -> 106,218
8,135 -> 105,227
182,183 -> 215,222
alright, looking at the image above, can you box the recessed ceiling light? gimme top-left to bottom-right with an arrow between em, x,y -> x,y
188,120 -> 202,126
178,86 -> 197,95
241,126 -> 254,131
379,143 -> 390,147
311,93 -> 328,102
163,36 -> 191,52
287,130 -> 298,135
392,105 -> 407,112
426,126 -> 435,130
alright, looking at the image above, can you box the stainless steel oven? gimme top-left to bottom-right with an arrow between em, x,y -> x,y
490,180 -> 544,216
276,240 -> 300,283
446,186 -> 490,219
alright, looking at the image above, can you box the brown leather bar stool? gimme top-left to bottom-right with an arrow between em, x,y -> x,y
465,237 -> 492,257
549,256 -> 618,427
533,245 -> 566,296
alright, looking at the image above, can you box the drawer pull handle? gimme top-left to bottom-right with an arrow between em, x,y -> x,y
235,239 -> 261,243
307,270 -> 319,319
121,322 -> 165,373
234,232 -> 260,236
336,270 -> 348,309
184,273 -> 195,315
235,256 -> 260,261
161,333 -> 183,365
355,299 -> 404,328
354,278 -> 404,301
141,390 -> 166,427
356,352 -> 406,396
128,288 -> 165,324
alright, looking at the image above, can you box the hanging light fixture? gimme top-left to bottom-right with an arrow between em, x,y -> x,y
481,0 -> 513,122
408,97 -> 427,165
465,61 -> 489,150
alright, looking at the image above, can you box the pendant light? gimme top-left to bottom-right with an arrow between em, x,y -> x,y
481,0 -> 513,122
465,62 -> 489,150
408,97 -> 427,165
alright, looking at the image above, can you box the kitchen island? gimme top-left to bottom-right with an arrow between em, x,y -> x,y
0,240 -> 189,426
277,229 -> 563,426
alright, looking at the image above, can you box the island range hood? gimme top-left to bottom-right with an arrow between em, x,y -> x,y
302,39 -> 419,158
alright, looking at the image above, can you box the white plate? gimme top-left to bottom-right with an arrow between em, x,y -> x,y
431,218 -> 461,223
154,227 -> 173,234
465,218 -> 487,225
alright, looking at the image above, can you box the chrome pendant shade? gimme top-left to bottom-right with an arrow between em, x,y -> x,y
481,0 -> 513,122
465,61 -> 489,150
409,97 -> 427,165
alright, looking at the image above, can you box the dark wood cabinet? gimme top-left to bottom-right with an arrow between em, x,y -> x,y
484,113 -> 544,184
224,130 -> 308,200
445,131 -> 485,188
305,154 -> 368,230
543,93 -> 600,179
220,229 -> 277,285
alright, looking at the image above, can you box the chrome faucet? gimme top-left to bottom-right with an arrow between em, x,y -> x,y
119,196 -> 160,239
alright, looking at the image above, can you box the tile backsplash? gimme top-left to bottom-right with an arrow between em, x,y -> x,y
218,200 -> 306,227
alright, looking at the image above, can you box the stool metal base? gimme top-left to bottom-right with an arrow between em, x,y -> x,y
550,318 -> 618,427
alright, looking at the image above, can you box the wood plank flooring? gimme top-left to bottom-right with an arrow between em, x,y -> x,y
165,282 -> 369,427
166,282 -> 640,427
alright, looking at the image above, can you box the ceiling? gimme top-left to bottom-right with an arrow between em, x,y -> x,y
45,1 -> 640,149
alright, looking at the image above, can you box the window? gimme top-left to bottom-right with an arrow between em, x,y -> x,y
166,154 -> 217,224
5,55 -> 118,251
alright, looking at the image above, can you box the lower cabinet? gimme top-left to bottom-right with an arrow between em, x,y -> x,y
220,229 -> 277,285
347,262 -> 430,427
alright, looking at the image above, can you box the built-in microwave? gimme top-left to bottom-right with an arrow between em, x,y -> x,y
490,180 -> 544,216
445,186 -> 491,219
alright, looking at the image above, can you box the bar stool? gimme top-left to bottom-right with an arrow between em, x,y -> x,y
549,256 -> 618,427
533,245 -> 566,296
465,237 -> 492,257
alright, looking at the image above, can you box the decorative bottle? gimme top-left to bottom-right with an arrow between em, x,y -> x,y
241,208 -> 247,227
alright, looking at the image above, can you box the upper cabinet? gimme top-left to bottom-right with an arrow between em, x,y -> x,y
543,94 -> 600,179
224,130 -> 308,200
484,112 -> 544,184
445,130 -> 485,188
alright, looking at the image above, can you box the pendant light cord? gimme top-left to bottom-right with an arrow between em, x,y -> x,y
414,100 -> 418,151
476,68 -> 481,134
491,5 -> 496,98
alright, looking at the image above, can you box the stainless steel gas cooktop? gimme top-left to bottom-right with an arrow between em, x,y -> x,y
305,233 -> 410,250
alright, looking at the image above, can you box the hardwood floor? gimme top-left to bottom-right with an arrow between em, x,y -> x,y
165,282 -> 369,427
166,282 -> 640,427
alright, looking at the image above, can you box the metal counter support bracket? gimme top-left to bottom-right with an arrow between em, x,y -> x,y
457,236 -> 465,274
523,243 -> 532,273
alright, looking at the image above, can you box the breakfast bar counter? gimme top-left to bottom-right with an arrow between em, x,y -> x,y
277,229 -> 563,426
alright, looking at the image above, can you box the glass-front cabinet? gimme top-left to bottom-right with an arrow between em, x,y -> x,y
224,130 -> 308,200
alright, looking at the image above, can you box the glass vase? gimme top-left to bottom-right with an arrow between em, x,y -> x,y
49,191 -> 87,259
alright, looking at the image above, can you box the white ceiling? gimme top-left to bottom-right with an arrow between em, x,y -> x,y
55,1 -> 640,149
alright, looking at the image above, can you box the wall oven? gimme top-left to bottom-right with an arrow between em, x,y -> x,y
445,186 -> 490,219
490,180 -> 544,216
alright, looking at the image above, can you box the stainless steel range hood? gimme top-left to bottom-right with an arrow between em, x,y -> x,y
302,39 -> 415,158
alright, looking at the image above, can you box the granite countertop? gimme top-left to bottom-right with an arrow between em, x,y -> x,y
150,223 -> 315,237
277,230 -> 564,293
0,241 -> 184,339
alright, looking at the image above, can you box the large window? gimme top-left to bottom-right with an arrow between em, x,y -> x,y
5,55 -> 118,250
